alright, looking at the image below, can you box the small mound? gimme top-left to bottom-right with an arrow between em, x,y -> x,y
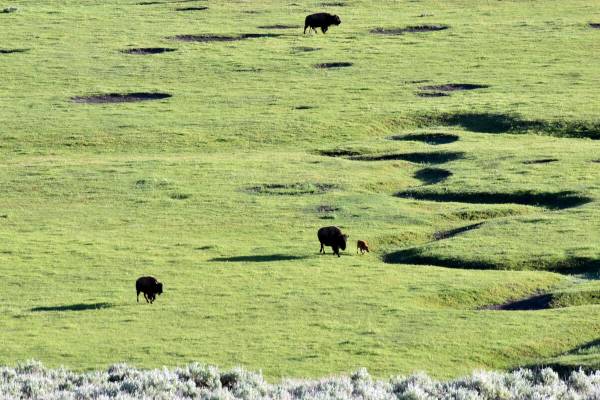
0,48 -> 28,54
523,158 -> 558,164
589,23 -> 600,29
414,168 -> 452,185
246,183 -> 337,195
484,294 -> 552,311
370,25 -> 448,35
315,62 -> 353,69
349,151 -> 464,164
389,133 -> 459,145
292,46 -> 321,52
433,222 -> 483,240
258,24 -> 300,29
170,33 -> 280,42
395,190 -> 592,210
417,92 -> 449,97
72,92 -> 172,104
122,47 -> 177,54
176,6 -> 208,11
420,83 -> 489,91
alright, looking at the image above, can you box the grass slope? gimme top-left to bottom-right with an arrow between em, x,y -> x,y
0,0 -> 599,380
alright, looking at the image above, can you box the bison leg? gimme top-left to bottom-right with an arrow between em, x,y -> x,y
143,293 -> 150,303
333,246 -> 340,257
137,290 -> 140,303
322,26 -> 328,33
304,24 -> 308,34
320,242 -> 324,254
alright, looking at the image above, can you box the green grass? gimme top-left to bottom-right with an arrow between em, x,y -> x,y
1,0 -> 600,381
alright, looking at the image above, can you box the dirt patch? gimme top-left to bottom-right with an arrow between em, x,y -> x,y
292,46 -> 321,52
176,6 -> 208,11
72,92 -> 172,104
319,149 -> 362,157
170,33 -> 281,42
484,294 -> 552,311
523,158 -> 558,164
371,25 -> 449,35
258,24 -> 300,29
415,168 -> 453,185
122,47 -> 177,54
420,83 -> 489,91
419,112 -> 600,139
317,204 -> 339,213
389,133 -> 459,145
246,183 -> 337,195
433,222 -> 483,240
349,151 -> 464,164
395,190 -> 592,210
315,62 -> 353,69
0,49 -> 28,54
589,23 -> 600,29
417,92 -> 449,97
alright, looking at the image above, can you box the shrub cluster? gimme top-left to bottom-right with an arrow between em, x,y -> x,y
2,361 -> 600,399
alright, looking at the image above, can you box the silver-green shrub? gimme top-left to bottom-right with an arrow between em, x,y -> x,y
1,361 -> 600,400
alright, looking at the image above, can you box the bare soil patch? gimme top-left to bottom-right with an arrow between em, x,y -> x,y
420,83 -> 489,92
389,133 -> 459,145
176,6 -> 208,11
350,151 -> 464,164
122,47 -> 176,54
523,158 -> 558,165
395,190 -> 591,210
258,24 -> 300,29
417,92 -> 449,97
72,92 -> 172,104
433,222 -> 483,240
415,168 -> 453,185
315,62 -> 353,69
371,25 -> 448,35
0,49 -> 28,54
292,46 -> 321,52
484,294 -> 552,311
170,33 -> 280,42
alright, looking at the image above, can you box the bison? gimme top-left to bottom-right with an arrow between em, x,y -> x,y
318,226 -> 348,257
357,240 -> 370,254
136,276 -> 163,304
304,13 -> 341,34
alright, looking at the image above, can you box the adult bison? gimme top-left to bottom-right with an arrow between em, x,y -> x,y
136,276 -> 163,304
304,13 -> 341,34
318,226 -> 348,257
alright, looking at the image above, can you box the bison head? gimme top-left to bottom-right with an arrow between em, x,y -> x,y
156,282 -> 163,295
332,15 -> 341,25
339,234 -> 349,250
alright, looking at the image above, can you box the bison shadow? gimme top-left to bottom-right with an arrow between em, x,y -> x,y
210,254 -> 307,262
31,302 -> 114,312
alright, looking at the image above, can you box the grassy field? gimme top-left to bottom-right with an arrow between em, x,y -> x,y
1,0 -> 599,381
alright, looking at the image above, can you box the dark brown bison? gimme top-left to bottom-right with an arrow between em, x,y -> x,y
304,13 -> 341,34
318,226 -> 348,257
136,276 -> 163,304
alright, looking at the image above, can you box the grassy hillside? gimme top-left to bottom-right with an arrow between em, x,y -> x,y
0,0 -> 599,380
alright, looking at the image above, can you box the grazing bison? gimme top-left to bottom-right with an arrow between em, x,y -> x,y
318,226 -> 348,257
357,240 -> 370,254
136,276 -> 163,304
304,13 -> 341,34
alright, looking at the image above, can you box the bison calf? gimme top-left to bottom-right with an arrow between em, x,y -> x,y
318,226 -> 348,257
357,240 -> 370,254
304,13 -> 341,34
136,276 -> 163,304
